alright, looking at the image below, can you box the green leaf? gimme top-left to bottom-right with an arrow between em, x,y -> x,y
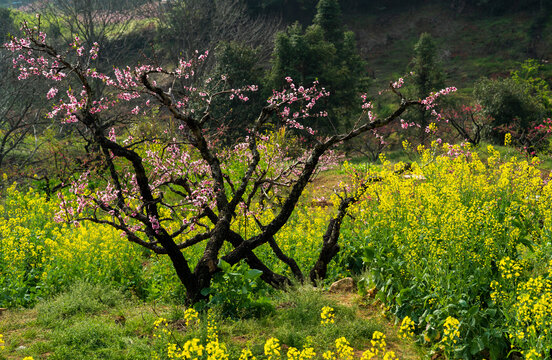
201,287 -> 212,296
218,259 -> 231,272
519,236 -> 534,251
245,269 -> 263,280
467,305 -> 479,317
470,337 -> 485,355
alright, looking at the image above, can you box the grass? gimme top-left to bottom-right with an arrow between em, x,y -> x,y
0,281 -> 423,360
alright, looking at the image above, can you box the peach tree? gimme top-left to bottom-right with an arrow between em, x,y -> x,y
4,18 -> 454,303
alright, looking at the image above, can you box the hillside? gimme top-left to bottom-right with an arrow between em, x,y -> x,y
342,2 -> 552,93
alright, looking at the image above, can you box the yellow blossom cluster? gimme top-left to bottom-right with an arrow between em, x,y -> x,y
320,306 -> 335,325
335,337 -> 354,360
507,274 -> 552,357
498,257 -> 523,280
359,331 -> 397,360
184,308 -> 200,327
398,317 -> 415,340
264,337 -> 281,360
441,317 -> 460,346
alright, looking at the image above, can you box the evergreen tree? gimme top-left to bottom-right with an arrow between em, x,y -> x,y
211,41 -> 265,141
411,33 -> 443,101
408,32 -> 444,143
313,0 -> 343,45
268,0 -> 367,134
0,8 -> 15,43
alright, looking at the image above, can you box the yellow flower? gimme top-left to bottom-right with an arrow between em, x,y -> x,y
184,308 -> 200,327
287,347 -> 301,360
239,347 -> 256,360
264,337 -> 281,360
398,316 -> 415,339
442,316 -> 460,346
321,306 -> 335,325
504,133 -> 512,146
335,337 -> 354,360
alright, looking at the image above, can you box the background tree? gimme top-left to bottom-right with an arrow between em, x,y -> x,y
0,10 -> 51,180
210,41 -> 266,141
313,0 -> 343,45
0,53 -> 45,174
441,104 -> 492,145
156,0 -> 280,67
268,0 -> 367,134
407,32 -> 445,144
474,77 -> 545,144
0,7 -> 14,43
33,0 -> 151,58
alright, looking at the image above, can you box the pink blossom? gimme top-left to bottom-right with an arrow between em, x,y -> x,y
46,87 -> 58,99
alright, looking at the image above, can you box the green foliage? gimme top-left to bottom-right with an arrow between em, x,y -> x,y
211,41 -> 265,139
268,0 -> 367,134
313,0 -> 343,44
202,260 -> 274,319
510,59 -> 552,110
215,42 -> 264,88
0,7 -> 14,42
474,77 -> 545,143
410,33 -> 444,100
405,32 -> 445,142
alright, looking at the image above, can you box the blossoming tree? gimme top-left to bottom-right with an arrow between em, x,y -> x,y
4,18 -> 455,303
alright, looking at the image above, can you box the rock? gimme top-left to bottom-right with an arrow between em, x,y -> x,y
329,277 -> 355,293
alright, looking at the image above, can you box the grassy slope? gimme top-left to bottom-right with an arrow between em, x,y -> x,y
345,2 -> 552,95
0,283 -> 422,360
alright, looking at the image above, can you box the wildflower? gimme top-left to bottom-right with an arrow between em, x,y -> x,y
442,316 -> 460,346
504,133 -> 512,146
398,316 -> 415,339
360,349 -> 376,360
264,337 -> 281,360
321,306 -> 335,325
287,347 -> 301,360
335,337 -> 354,360
524,349 -> 542,360
239,347 -> 256,360
299,347 -> 316,360
206,339 -> 228,360
184,308 -> 200,327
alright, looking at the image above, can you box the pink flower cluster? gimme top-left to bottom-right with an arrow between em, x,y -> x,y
421,87 -> 457,110
392,78 -> 404,89
48,88 -> 88,123
268,77 -> 331,135
400,119 -> 420,129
